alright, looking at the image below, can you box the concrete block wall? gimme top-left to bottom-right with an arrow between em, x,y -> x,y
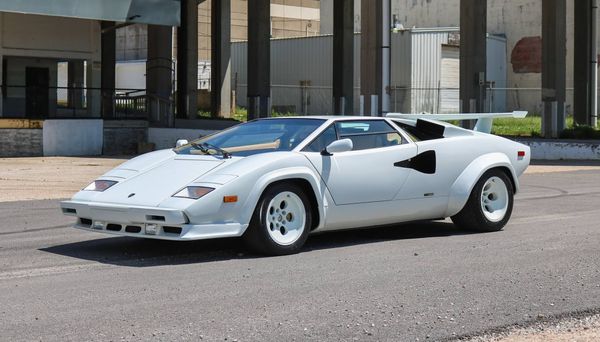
0,129 -> 43,157
103,121 -> 148,155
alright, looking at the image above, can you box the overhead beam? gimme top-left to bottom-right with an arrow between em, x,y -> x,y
247,0 -> 271,119
177,0 -> 198,119
541,0 -> 566,137
459,0 -> 487,118
211,0 -> 232,118
333,0 -> 354,115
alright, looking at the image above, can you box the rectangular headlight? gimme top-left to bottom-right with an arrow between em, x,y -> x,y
83,180 -> 118,192
173,186 -> 214,199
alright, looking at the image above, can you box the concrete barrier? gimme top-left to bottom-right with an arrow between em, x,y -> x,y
43,119 -> 103,156
516,139 -> 600,160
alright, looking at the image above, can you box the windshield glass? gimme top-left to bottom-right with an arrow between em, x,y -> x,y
174,118 -> 325,157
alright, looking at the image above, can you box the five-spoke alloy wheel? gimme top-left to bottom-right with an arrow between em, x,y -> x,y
244,183 -> 312,255
452,169 -> 514,232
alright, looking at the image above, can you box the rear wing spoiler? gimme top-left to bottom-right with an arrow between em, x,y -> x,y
386,111 -> 528,134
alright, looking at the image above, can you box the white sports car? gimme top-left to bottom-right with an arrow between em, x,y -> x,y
61,113 -> 530,255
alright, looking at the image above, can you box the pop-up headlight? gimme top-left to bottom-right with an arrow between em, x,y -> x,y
173,186 -> 214,199
83,180 -> 118,192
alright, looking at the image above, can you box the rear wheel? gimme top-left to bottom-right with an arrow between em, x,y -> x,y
451,169 -> 513,232
243,183 -> 312,255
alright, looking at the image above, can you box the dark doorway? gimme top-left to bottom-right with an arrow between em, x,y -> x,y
25,67 -> 50,118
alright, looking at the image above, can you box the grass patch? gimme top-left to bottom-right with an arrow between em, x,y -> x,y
197,107 -> 297,122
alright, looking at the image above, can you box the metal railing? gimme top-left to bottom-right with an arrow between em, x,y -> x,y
0,85 -> 174,124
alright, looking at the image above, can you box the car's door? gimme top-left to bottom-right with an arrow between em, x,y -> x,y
301,120 -> 418,205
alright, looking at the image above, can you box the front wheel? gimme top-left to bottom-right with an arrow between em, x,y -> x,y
451,169 -> 514,232
243,183 -> 312,255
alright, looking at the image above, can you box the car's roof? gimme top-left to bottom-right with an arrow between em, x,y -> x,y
258,116 -> 389,121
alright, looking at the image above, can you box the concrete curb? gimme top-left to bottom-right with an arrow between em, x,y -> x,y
515,138 -> 600,160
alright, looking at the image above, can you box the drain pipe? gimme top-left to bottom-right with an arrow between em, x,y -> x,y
381,0 -> 391,115
591,0 -> 598,127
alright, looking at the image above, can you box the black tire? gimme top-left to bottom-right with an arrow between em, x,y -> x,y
243,183 -> 312,255
451,169 -> 514,232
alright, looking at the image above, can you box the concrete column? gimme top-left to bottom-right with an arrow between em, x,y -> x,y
67,60 -> 85,110
177,0 -> 198,119
0,54 -> 4,117
147,25 -> 173,123
360,0 -> 384,116
101,21 -> 116,119
574,0 -> 598,127
247,0 -> 270,119
211,0 -> 232,118
333,0 -> 354,115
541,0 -> 566,137
459,0 -> 486,120
0,14 -> 3,117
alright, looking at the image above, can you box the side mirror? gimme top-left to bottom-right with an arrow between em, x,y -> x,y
322,138 -> 353,155
175,139 -> 189,148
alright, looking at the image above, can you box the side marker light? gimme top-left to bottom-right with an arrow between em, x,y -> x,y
223,195 -> 238,203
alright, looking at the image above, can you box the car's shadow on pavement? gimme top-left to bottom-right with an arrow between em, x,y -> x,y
41,220 -> 471,267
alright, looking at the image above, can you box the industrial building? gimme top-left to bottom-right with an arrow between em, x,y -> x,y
0,0 -> 597,158
232,28 -> 507,115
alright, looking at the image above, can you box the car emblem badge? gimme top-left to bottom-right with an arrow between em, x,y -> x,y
128,193 -> 135,198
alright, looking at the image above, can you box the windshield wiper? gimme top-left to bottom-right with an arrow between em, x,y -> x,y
191,142 -> 231,159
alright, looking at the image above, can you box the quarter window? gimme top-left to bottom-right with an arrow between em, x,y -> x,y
335,120 -> 405,151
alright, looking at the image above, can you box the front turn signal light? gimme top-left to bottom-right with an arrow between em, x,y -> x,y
172,186 -> 215,199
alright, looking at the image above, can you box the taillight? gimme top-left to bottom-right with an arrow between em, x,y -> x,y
517,151 -> 526,158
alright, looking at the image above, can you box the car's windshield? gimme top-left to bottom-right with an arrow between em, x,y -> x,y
174,118 -> 325,157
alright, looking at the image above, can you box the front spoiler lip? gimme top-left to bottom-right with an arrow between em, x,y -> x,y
72,222 -> 248,241
60,200 -> 189,225
62,200 -> 249,241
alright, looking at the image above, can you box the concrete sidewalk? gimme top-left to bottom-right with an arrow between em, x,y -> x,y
1,157 -> 600,203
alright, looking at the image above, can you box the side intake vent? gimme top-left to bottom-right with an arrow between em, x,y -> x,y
394,150 -> 437,174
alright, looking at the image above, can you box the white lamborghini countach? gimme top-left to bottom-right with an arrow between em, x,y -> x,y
61,113 -> 530,255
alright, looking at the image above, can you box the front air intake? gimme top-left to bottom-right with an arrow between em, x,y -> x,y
125,225 -> 142,233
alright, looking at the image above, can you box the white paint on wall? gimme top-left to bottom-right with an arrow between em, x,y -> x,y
518,140 -> 600,160
43,119 -> 103,156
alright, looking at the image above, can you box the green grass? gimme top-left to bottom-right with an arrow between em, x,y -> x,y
197,107 -> 297,122
491,116 -> 546,137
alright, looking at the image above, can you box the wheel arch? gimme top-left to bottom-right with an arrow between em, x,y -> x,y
239,167 -> 325,232
444,153 -> 519,217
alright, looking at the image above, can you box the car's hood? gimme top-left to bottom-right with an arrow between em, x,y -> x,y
78,151 -> 231,207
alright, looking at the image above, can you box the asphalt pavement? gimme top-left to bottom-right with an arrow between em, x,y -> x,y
1,169 -> 600,341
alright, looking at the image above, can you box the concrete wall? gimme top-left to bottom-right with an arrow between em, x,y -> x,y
103,120 -> 148,155
148,127 -> 216,150
2,57 -> 59,117
42,119 -> 103,156
0,12 -> 102,118
0,128 -> 43,157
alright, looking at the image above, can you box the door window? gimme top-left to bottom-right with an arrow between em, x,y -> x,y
303,124 -> 338,152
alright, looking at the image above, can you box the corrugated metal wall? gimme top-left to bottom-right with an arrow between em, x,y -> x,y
232,35 -> 360,115
231,28 -> 507,115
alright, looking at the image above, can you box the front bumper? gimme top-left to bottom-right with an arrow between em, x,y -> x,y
60,200 -> 247,241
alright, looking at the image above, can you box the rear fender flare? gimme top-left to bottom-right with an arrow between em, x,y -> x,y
239,167 -> 326,232
444,153 -> 519,217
